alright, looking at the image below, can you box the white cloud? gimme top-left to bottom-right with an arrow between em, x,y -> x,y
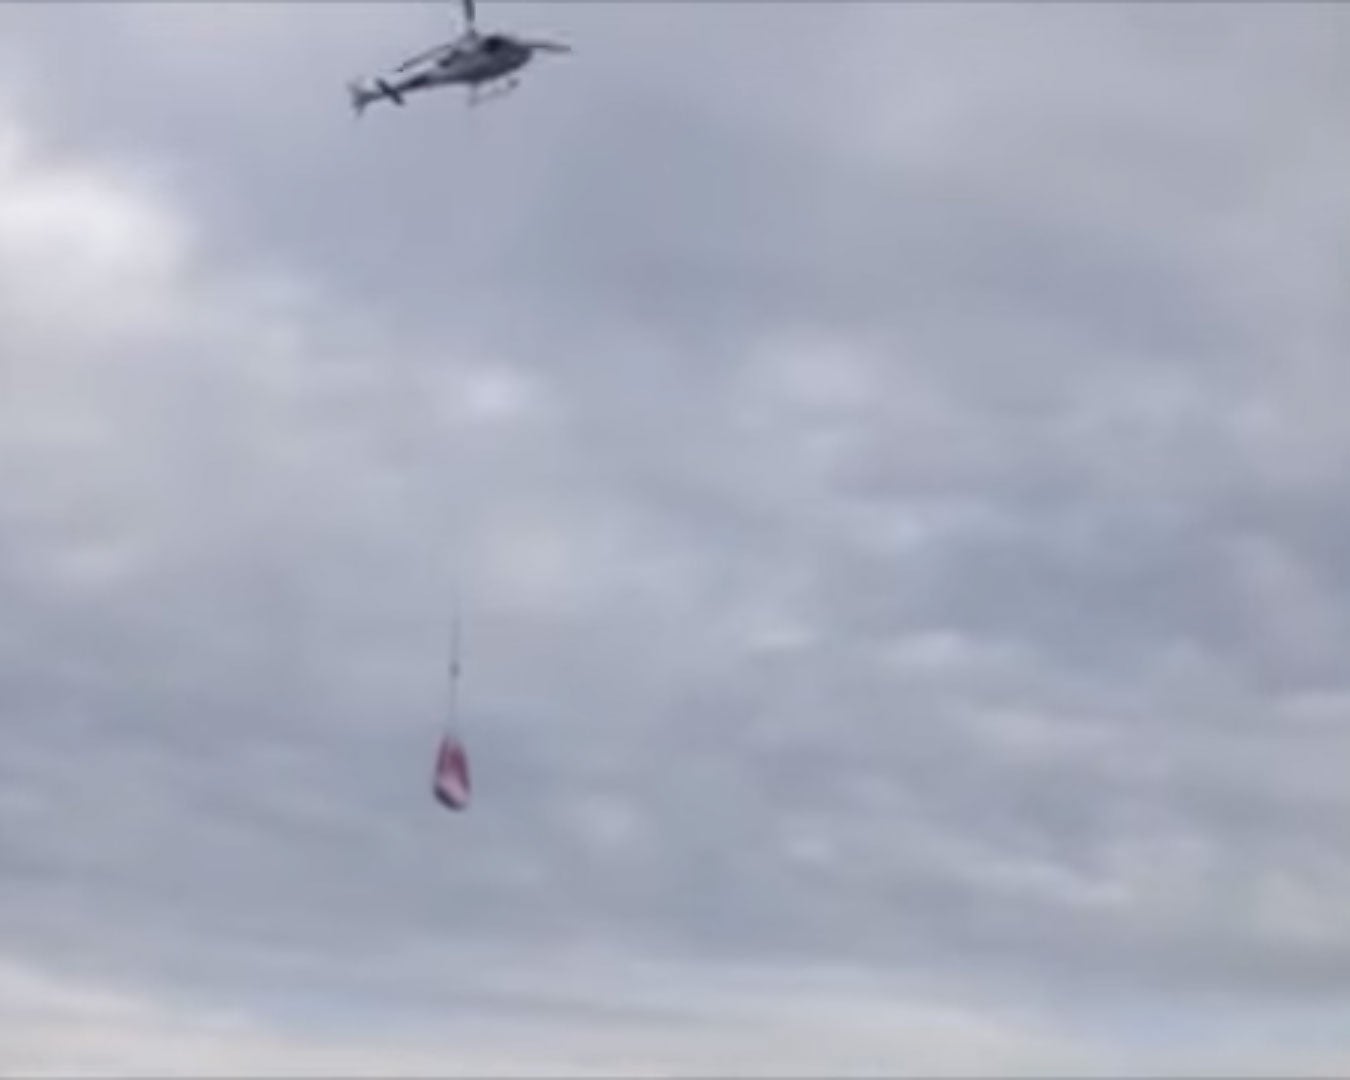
0,952 -> 1098,1078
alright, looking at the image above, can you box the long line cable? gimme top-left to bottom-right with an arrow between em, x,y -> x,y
447,589 -> 463,737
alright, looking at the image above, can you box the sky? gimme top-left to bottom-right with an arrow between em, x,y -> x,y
1,1 -> 1349,1075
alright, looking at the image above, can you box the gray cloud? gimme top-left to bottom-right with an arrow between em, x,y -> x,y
1,2 -> 1349,1073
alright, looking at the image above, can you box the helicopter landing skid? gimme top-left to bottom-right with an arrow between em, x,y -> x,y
468,77 -> 520,107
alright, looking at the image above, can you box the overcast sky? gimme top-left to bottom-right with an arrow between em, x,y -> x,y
1,1 -> 1348,1075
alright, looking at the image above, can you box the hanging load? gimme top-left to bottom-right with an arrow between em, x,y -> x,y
433,732 -> 472,811
432,604 -> 471,812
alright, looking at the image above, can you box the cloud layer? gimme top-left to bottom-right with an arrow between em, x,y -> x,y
1,2 -> 1349,1073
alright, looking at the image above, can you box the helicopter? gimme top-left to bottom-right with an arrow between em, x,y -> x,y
347,0 -> 570,113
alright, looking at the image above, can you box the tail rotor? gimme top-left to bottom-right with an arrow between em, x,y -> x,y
347,77 -> 406,117
348,80 -> 367,116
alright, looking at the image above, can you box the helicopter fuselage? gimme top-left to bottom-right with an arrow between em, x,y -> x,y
349,0 -> 569,118
436,36 -> 532,85
364,35 -> 531,108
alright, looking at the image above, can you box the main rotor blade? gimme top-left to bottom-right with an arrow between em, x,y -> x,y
462,0 -> 476,31
524,39 -> 572,53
